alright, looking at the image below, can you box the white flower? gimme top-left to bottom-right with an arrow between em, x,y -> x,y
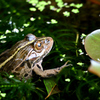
12,28 -> 19,33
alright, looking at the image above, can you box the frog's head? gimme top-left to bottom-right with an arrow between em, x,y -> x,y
24,34 -> 54,61
33,36 -> 53,58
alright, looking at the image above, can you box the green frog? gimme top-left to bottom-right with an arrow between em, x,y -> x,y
0,34 -> 71,80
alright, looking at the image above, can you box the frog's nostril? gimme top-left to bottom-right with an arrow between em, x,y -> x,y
45,39 -> 50,44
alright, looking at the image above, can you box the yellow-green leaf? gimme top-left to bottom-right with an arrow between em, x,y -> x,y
43,78 -> 60,99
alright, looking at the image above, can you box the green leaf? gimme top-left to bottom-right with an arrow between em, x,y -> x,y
72,9 -> 79,13
23,22 -> 30,27
43,78 -> 60,99
50,5 -> 55,10
36,1 -> 48,11
57,2 -> 64,8
27,0 -> 38,5
56,9 -> 61,12
69,3 -> 76,7
29,7 -> 36,11
0,91 -> 6,97
77,62 -> 84,66
9,75 -> 14,78
63,11 -> 70,17
55,0 -> 63,2
75,4 -> 83,8
5,30 -> 11,34
51,19 -> 58,24
0,35 -> 6,39
38,6 -> 45,11
30,17 -> 36,21
65,78 -> 70,82
84,29 -> 100,61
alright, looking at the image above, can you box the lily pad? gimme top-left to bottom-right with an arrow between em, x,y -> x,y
84,29 -> 100,62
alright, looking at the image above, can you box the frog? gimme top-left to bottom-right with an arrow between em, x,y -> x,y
0,34 -> 71,80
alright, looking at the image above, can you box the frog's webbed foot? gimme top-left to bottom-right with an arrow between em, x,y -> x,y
33,60 -> 72,78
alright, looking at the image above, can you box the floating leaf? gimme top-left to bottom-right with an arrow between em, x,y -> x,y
56,9 -> 61,12
27,0 -> 38,5
0,91 -> 6,97
5,30 -> 11,34
9,75 -> 14,78
51,19 -> 58,24
23,22 -> 30,27
78,49 -> 84,55
69,3 -> 75,7
63,11 -> 70,17
30,17 -> 35,21
84,29 -> 100,61
0,35 -> 6,39
50,6 -> 56,11
36,1 -> 48,11
57,2 -> 64,8
65,78 -> 70,82
38,6 -> 45,11
29,7 -> 36,11
77,62 -> 84,66
75,4 -> 83,8
72,9 -> 79,13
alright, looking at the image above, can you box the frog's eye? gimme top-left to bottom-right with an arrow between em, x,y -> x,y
37,42 -> 41,47
35,41 -> 43,50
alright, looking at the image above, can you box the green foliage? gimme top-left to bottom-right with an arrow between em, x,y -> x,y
0,72 -> 45,100
27,0 -> 83,16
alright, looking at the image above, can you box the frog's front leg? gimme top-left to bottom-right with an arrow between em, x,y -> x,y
33,61 -> 72,78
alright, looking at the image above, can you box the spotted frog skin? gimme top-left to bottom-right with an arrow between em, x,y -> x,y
0,34 -> 71,80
